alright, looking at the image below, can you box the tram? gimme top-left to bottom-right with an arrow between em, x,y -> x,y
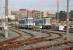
17,17 -> 52,29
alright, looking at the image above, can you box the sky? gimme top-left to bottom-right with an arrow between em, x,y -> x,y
0,0 -> 73,16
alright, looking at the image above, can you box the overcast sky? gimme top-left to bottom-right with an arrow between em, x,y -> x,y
0,0 -> 73,15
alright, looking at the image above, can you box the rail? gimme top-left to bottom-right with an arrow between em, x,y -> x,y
0,26 -> 72,50
25,40 -> 73,50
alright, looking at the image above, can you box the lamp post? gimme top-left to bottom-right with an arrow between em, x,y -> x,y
5,0 -> 8,38
66,0 -> 69,40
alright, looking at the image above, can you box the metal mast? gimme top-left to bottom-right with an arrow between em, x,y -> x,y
66,0 -> 69,40
57,0 -> 59,23
5,0 -> 8,38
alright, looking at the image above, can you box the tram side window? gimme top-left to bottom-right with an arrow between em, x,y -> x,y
19,20 -> 25,24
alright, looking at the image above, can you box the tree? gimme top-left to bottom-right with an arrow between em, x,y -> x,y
59,11 -> 67,21
69,10 -> 73,21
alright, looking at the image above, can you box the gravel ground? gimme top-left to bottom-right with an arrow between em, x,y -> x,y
0,30 -> 19,42
0,28 -> 73,50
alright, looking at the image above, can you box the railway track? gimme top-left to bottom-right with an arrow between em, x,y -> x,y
25,42 -> 73,50
0,27 -> 33,50
18,28 -> 73,50
23,29 -> 63,41
0,26 -> 73,50
0,28 -> 21,46
11,26 -> 63,40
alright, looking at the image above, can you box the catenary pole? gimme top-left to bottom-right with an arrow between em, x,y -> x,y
57,0 -> 59,23
66,0 -> 69,40
5,0 -> 8,38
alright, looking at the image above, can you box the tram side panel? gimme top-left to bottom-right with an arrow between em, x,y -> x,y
42,18 -> 51,29
17,18 -> 34,29
27,18 -> 34,29
35,18 -> 45,29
